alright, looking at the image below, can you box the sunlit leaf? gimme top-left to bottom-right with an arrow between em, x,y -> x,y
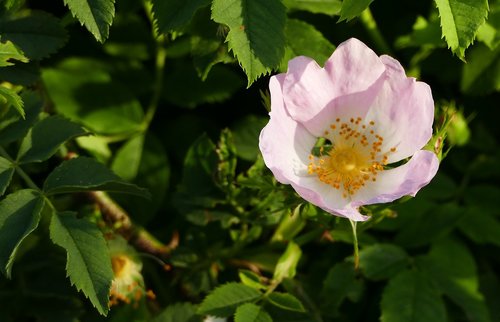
211,0 -> 286,86
63,0 -> 115,43
339,0 -> 373,21
49,211 -> 113,315
273,241 -> 301,282
0,86 -> 24,118
43,156 -> 150,198
235,303 -> 272,322
434,0 -> 489,59
381,270 -> 447,322
0,189 -> 44,278
282,0 -> 341,16
0,39 -> 28,67
267,292 -> 305,312
198,283 -> 262,317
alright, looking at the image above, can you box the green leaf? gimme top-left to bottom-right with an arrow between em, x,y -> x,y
461,44 -> 500,94
152,0 -> 210,32
111,134 -> 144,181
418,237 -> 491,322
339,0 -> 373,21
198,283 -> 262,317
271,204 -> 306,242
239,270 -> 266,290
434,0 -> 489,59
41,58 -> 144,135
267,292 -> 305,312
17,116 -> 88,164
381,270 -> 447,322
49,211 -> 113,316
43,156 -> 150,198
231,115 -> 268,161
358,244 -> 409,281
395,15 -> 444,49
211,0 -> 286,86
63,0 -> 115,42
0,91 -> 42,145
282,18 -> 335,68
282,0 -> 341,16
0,189 -> 44,278
163,62 -> 244,108
458,207 -> 500,247
0,11 -> 67,60
234,303 -> 272,322
0,39 -> 28,67
0,157 -> 14,196
150,302 -> 197,322
0,86 -> 24,118
273,241 -> 302,282
321,262 -> 364,314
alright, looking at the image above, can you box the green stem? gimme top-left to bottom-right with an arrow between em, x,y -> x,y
0,146 -> 40,191
359,8 -> 393,55
349,219 -> 360,270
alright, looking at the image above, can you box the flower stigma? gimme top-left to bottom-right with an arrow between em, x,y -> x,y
308,117 -> 397,198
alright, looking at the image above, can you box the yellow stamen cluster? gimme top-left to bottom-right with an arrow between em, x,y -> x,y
308,117 -> 397,199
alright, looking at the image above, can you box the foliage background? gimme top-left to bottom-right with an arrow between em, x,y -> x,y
0,0 -> 500,321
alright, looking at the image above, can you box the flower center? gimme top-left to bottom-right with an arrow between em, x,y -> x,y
308,117 -> 397,198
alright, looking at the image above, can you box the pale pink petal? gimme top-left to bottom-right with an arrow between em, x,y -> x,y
283,38 -> 386,132
352,150 -> 439,207
366,56 -> 435,162
259,74 -> 316,185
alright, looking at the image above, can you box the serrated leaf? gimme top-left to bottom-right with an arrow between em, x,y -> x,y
0,11 -> 67,60
239,270 -> 266,290
151,302 -> 197,322
17,116 -> 88,164
0,91 -> 42,145
63,0 -> 115,43
234,303 -> 272,322
339,0 -> 373,22
282,18 -> 335,68
49,211 -> 113,315
0,157 -> 14,196
273,241 -> 301,282
152,0 -> 210,33
267,292 -> 305,312
381,270 -> 447,322
43,156 -> 150,198
211,0 -> 286,86
0,189 -> 44,278
198,283 -> 262,317
358,244 -> 409,281
434,0 -> 489,59
282,0 -> 341,16
0,86 -> 24,118
418,237 -> 491,322
0,40 -> 28,67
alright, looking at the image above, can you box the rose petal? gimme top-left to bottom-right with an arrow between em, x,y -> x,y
352,150 -> 439,206
259,74 -> 316,185
366,56 -> 435,162
283,38 -> 386,130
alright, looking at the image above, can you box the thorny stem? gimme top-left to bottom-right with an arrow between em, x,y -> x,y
88,191 -> 174,259
359,8 -> 393,55
0,146 -> 40,191
349,219 -> 360,270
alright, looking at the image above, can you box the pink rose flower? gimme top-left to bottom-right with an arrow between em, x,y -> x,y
259,38 -> 439,221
